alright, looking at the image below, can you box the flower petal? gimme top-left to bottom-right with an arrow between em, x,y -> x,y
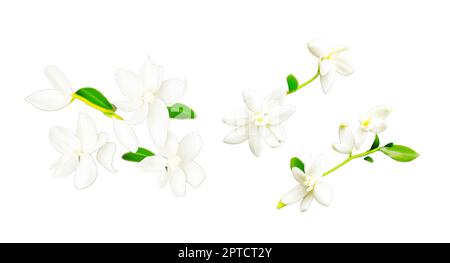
242,90 -> 262,113
313,182 -> 333,206
248,125 -> 264,157
141,59 -> 163,92
74,154 -> 97,190
139,155 -> 167,173
268,125 -> 287,142
262,88 -> 285,113
96,132 -> 108,150
365,106 -> 392,120
113,119 -> 139,152
320,59 -> 334,76
222,110 -> 250,127
307,154 -> 326,179
307,39 -> 331,58
181,161 -> 206,188
158,170 -> 169,187
339,123 -> 354,147
49,127 -> 80,155
320,66 -> 336,94
77,113 -> 98,153
177,132 -> 202,160
128,103 -> 149,125
168,166 -> 186,197
292,167 -> 306,183
331,45 -> 350,55
115,69 -> 143,99
371,122 -> 387,133
157,79 -> 186,105
332,143 -> 353,154
147,98 -> 169,147
52,155 -> 78,178
223,126 -> 249,144
96,142 -> 117,173
354,127 -> 368,150
114,100 -> 142,112
44,66 -> 72,95
300,193 -> 314,212
280,185 -> 306,205
264,131 -> 281,148
160,131 -> 179,158
266,105 -> 295,125
335,56 -> 354,76
26,89 -> 71,111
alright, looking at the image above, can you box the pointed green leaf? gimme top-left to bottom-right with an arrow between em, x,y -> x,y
364,156 -> 374,163
290,157 -> 305,172
122,147 -> 155,162
380,145 -> 419,162
370,134 -> 380,150
75,87 -> 115,112
167,103 -> 196,119
384,142 -> 394,148
287,74 -> 299,93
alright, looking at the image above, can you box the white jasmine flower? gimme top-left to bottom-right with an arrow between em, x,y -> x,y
26,66 -> 73,111
278,155 -> 332,212
332,123 -> 355,154
222,88 -> 295,157
307,39 -> 354,93
355,106 -> 392,149
114,58 -> 186,146
139,132 -> 205,197
49,113 -> 117,189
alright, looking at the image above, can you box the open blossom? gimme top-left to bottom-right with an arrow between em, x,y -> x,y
49,113 -> 117,189
139,132 -> 205,197
332,123 -> 355,154
222,88 -> 295,157
307,39 -> 354,93
26,66 -> 73,111
278,155 -> 332,212
114,58 -> 186,147
355,106 -> 392,149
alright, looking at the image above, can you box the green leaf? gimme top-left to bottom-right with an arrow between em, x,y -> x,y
287,74 -> 299,93
290,157 -> 305,172
75,87 -> 115,112
122,147 -> 155,162
167,103 -> 196,119
384,142 -> 394,147
380,145 -> 419,162
370,134 -> 380,150
364,156 -> 374,163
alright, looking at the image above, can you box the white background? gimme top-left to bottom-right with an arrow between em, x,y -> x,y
0,0 -> 448,242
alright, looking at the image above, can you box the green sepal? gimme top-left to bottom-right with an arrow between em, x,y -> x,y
287,74 -> 299,93
167,103 -> 197,119
122,147 -> 155,162
364,156 -> 374,163
380,144 -> 419,162
290,157 -> 305,172
370,134 -> 380,150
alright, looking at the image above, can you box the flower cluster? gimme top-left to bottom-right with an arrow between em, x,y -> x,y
26,58 -> 205,196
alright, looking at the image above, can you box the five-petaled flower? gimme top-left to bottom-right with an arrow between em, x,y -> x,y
49,113 -> 117,189
114,58 -> 187,147
355,106 -> 391,149
278,155 -> 332,212
307,39 -> 354,94
138,132 -> 205,197
222,88 -> 295,157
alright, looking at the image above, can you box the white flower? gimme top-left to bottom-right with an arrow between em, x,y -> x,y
26,66 -> 73,111
222,88 -> 295,157
114,58 -> 186,146
49,113 -> 117,189
307,39 -> 354,93
355,106 -> 392,149
138,132 -> 205,197
332,123 -> 355,154
278,155 -> 332,212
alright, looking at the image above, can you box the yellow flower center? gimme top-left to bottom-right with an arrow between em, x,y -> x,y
304,176 -> 316,192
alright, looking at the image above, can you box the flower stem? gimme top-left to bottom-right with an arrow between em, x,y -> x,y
322,147 -> 381,177
286,69 -> 320,95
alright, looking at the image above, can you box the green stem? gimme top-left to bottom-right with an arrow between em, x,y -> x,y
322,147 -> 381,177
286,69 -> 320,95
